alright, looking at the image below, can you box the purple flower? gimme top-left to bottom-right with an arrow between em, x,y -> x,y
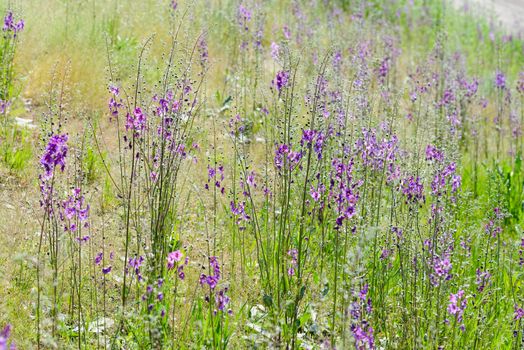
270,42 -> 279,60
0,324 -> 15,350
425,144 -> 444,163
128,256 -> 145,281
95,252 -> 103,265
475,269 -> 491,292
167,250 -> 183,270
431,254 -> 452,286
237,4 -> 251,31
447,290 -> 467,330
274,70 -> 290,91
517,72 -> 524,94
3,11 -> 23,34
401,176 -> 425,204
377,57 -> 390,82
40,134 -> 69,180
283,25 -> 291,40
514,304 -> 524,321
494,70 -> 506,89
125,107 -> 147,135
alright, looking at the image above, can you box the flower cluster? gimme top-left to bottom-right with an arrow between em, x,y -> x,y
142,278 -> 166,317
475,269 -> 491,292
108,85 -> 122,120
60,188 -> 90,232
301,129 -> 325,159
206,164 -> 225,194
273,70 -> 290,92
40,134 -> 69,180
447,290 -> 467,331
401,175 -> 425,204
94,251 -> 113,275
128,256 -> 145,282
166,250 -> 188,280
274,143 -> 302,171
350,284 -> 374,350
125,107 -> 147,136
430,254 -> 452,286
200,256 -> 232,314
3,11 -> 23,34
494,71 -> 506,90
0,324 -> 15,350
329,158 -> 360,229
287,249 -> 297,277
484,207 -> 504,238
355,128 -> 399,174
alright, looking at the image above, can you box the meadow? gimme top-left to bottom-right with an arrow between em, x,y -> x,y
0,0 -> 523,348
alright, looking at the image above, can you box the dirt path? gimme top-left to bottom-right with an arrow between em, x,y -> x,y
453,0 -> 524,34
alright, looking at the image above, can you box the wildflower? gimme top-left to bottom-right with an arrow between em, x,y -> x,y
237,4 -> 251,31
167,250 -> 183,270
425,144 -> 444,163
431,254 -> 452,286
95,252 -> 103,265
3,11 -> 23,34
494,70 -> 506,89
447,290 -> 467,330
514,304 -> 524,321
377,57 -> 390,82
40,134 -> 69,180
125,107 -> 147,135
270,42 -> 279,60
517,72 -> 524,94
475,269 -> 491,292
0,324 -> 15,350
283,25 -> 291,39
350,284 -> 374,349
128,256 -> 145,281
273,70 -> 290,91
401,176 -> 425,204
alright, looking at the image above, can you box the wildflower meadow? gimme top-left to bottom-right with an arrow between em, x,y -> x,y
0,0 -> 523,349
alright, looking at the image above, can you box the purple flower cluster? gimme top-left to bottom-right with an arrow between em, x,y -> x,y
274,143 -> 302,171
126,107 -> 147,136
40,134 -> 68,180
273,70 -> 290,92
95,251 -> 114,275
330,158 -> 360,229
447,290 -> 467,331
287,249 -> 297,277
206,164 -> 225,194
0,324 -> 15,350
350,284 -> 374,350
128,256 -> 145,282
301,129 -> 325,159
514,304 -> 524,321
230,200 -> 250,229
425,144 -> 444,163
200,256 -> 232,314
166,250 -> 188,280
3,11 -> 23,34
430,254 -> 452,286
237,4 -> 252,32
108,85 -> 122,121
401,175 -> 425,204
142,278 -> 167,318
494,70 -> 506,90
355,128 -> 399,174
484,207 -> 503,238
475,269 -> 491,292
60,188 -> 90,232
